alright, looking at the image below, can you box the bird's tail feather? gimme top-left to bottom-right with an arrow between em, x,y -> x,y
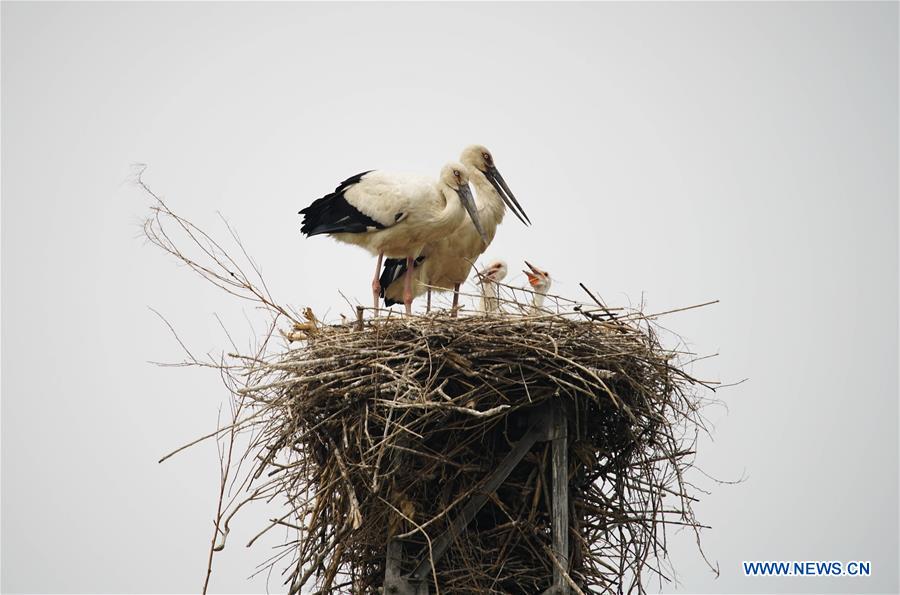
379,256 -> 425,306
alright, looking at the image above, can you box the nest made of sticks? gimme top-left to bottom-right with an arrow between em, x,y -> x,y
141,177 -> 715,594
213,309 -> 712,594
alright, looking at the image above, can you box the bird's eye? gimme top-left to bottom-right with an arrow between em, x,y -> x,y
483,153 -> 490,161
453,170 -> 460,178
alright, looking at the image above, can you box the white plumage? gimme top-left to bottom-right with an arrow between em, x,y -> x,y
523,261 -> 552,314
300,162 -> 486,314
381,145 -> 529,313
478,260 -> 508,313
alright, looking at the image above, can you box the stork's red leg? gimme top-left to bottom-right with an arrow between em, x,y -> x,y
372,252 -> 384,314
403,256 -> 415,315
451,283 -> 460,318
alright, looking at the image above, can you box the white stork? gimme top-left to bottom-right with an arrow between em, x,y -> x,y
299,163 -> 487,315
478,260 -> 508,313
380,145 -> 529,314
523,260 -> 552,314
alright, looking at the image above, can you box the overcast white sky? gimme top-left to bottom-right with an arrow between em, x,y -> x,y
2,2 -> 898,593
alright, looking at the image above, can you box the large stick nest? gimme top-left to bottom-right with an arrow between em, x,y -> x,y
226,311 -> 710,594
140,176 -> 715,594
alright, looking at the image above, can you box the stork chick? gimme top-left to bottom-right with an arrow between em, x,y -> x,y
478,260 -> 508,313
523,261 -> 552,314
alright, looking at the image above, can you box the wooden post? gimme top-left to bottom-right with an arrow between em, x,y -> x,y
387,402 -> 569,594
384,539 -> 430,595
550,400 -> 569,593
384,540 -> 405,593
409,413 -> 551,582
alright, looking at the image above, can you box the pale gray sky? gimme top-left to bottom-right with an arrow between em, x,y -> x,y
2,2 -> 898,593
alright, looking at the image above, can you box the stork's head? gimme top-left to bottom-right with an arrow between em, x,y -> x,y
523,261 -> 552,294
460,144 -> 493,172
440,161 -> 469,192
440,161 -> 488,246
460,144 -> 531,226
478,259 -> 508,284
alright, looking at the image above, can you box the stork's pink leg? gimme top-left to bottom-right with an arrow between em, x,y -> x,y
451,283 -> 460,318
426,288 -> 432,313
372,252 -> 384,314
403,256 -> 415,315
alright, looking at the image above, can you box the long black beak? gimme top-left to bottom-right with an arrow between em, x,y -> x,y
457,183 -> 489,247
486,165 -> 531,226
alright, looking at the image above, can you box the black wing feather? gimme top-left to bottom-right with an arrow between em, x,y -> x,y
379,256 -> 425,307
299,171 -> 385,236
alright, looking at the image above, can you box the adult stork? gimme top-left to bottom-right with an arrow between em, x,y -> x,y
299,163 -> 487,315
478,259 -> 508,313
523,260 -> 552,314
380,145 -> 529,314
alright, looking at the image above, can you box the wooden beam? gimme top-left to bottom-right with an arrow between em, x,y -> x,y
550,401 -> 569,593
384,540 -> 408,594
408,410 -> 552,581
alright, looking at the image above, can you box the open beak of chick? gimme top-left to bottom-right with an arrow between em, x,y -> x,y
523,261 -> 549,288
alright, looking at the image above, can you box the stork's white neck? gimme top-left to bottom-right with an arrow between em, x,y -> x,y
437,184 -> 465,230
531,284 -> 551,315
468,169 -> 506,232
481,281 -> 500,313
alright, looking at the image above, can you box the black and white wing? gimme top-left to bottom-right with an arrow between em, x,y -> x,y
299,171 -> 385,236
299,171 -> 426,237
